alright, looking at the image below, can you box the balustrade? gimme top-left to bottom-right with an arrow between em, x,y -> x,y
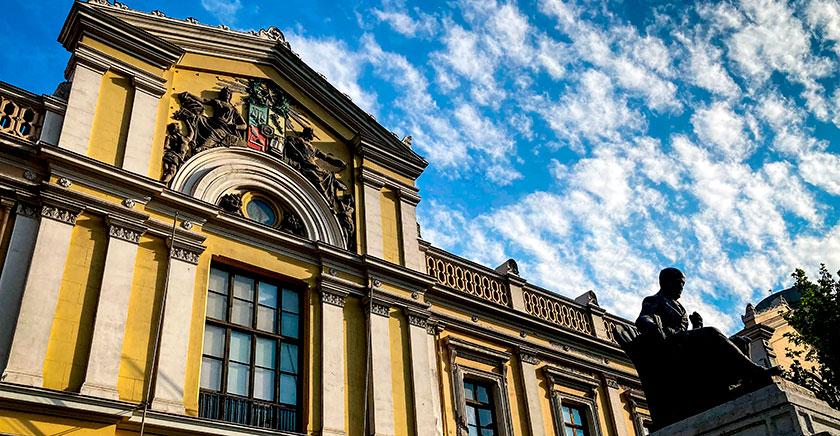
425,251 -> 510,307
0,84 -> 43,143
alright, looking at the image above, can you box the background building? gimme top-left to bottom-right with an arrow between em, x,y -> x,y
0,1 -> 647,435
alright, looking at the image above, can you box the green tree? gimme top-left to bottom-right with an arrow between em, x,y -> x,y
784,265 -> 840,409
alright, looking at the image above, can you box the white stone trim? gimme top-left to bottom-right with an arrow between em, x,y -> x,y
151,255 -> 200,414
604,378 -> 630,436
169,147 -> 346,249
2,212 -> 77,386
368,305 -> 395,435
121,88 -> 160,176
519,352 -> 547,436
0,206 -> 39,372
399,198 -> 422,272
362,181 -> 384,258
407,313 -> 438,436
426,327 -> 444,436
81,221 -> 145,400
320,285 -> 347,435
57,63 -> 103,155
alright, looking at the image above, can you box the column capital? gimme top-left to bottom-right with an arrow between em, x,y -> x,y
407,313 -> 429,329
519,349 -> 541,366
40,203 -> 81,225
106,217 -> 146,244
367,298 -> 391,317
15,201 -> 39,219
321,287 -> 347,308
169,239 -> 205,265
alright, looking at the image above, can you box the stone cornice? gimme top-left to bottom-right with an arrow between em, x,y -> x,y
59,2 -> 183,71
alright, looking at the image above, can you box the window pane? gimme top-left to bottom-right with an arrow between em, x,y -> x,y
479,408 -> 493,426
209,268 -> 229,293
464,382 -> 475,401
231,299 -> 253,327
256,337 -> 276,369
282,288 -> 299,313
279,373 -> 297,405
469,426 -> 478,436
259,282 -> 278,308
280,343 -> 298,373
466,405 -> 476,425
476,385 -> 489,403
230,331 -> 251,363
257,305 -> 277,333
254,367 -> 275,401
206,292 -> 227,320
562,406 -> 572,424
200,357 -> 222,391
227,362 -> 250,396
575,430 -> 585,436
481,429 -> 495,436
203,325 -> 225,358
233,275 -> 255,300
281,312 -> 299,338
565,428 -> 575,436
572,408 -> 582,425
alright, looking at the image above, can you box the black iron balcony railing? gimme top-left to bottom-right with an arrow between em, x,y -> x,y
198,390 -> 298,432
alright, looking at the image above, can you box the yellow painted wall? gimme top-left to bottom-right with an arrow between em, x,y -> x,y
80,36 -> 166,77
389,310 -> 416,436
381,188 -> 402,265
117,235 -> 167,402
88,70 -> 134,167
345,297 -> 366,436
0,410 -> 116,436
43,214 -> 107,391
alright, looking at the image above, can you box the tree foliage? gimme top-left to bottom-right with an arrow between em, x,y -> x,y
784,265 -> 840,409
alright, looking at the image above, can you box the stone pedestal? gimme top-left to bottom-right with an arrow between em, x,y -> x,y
652,378 -> 840,436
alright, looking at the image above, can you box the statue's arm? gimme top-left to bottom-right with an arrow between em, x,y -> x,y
636,297 -> 666,340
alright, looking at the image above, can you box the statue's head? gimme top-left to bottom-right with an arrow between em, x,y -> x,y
301,127 -> 314,141
659,267 -> 685,299
218,87 -> 232,101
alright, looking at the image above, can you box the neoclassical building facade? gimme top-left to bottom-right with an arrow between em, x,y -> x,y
0,2 -> 648,435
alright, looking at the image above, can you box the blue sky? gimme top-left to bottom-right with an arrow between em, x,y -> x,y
4,0 -> 840,331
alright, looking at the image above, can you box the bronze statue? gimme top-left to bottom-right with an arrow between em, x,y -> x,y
161,123 -> 190,184
218,193 -> 243,215
616,268 -> 779,430
284,127 -> 348,209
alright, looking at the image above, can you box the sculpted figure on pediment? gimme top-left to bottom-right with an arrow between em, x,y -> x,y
175,87 -> 247,152
284,127 -> 348,210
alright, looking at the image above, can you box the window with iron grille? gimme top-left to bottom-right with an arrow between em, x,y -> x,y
199,264 -> 302,432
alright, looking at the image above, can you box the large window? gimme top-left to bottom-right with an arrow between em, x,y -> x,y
561,404 -> 589,436
464,379 -> 498,436
199,265 -> 302,431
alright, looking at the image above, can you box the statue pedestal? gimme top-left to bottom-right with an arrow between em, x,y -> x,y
651,378 -> 840,435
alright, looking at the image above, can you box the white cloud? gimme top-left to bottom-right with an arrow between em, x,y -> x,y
799,152 -> 840,195
691,102 -> 754,160
680,36 -> 740,97
372,7 -> 437,38
200,0 -> 241,24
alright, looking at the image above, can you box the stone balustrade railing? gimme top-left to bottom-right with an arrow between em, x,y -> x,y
424,246 -> 635,345
425,248 -> 511,307
0,82 -> 45,143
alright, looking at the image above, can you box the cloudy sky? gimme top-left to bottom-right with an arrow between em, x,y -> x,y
4,0 -> 840,331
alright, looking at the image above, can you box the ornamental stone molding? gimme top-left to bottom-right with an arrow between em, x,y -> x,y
369,300 -> 390,318
407,314 -> 428,329
321,288 -> 347,308
15,201 -> 39,219
41,205 -> 79,225
604,377 -> 621,389
108,224 -> 143,244
520,352 -> 540,366
171,247 -> 200,264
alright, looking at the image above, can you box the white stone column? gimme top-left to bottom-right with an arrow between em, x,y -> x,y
151,240 -> 204,414
398,191 -> 423,272
604,378 -> 630,436
80,218 -> 146,400
425,323 -> 444,436
518,350 -> 546,436
39,95 -> 65,146
122,87 -> 161,176
2,203 -> 80,387
363,179 -> 384,258
58,62 -> 105,155
320,283 -> 348,436
0,202 -> 40,372
368,299 -> 395,436
406,311 -> 438,436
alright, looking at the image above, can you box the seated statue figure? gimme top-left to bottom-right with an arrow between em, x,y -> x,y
615,268 -> 778,430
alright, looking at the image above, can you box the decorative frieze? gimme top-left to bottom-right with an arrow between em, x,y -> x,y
369,300 -> 390,317
40,205 -> 78,225
520,352 -> 541,366
15,202 -> 38,219
108,224 -> 142,244
171,247 -> 201,265
408,314 -> 428,329
321,289 -> 346,308
605,377 -> 621,389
